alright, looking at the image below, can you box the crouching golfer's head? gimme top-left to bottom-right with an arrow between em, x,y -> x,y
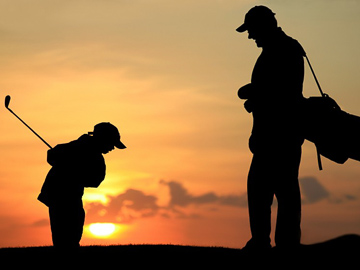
89,122 -> 126,154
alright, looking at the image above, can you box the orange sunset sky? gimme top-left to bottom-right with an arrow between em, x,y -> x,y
0,0 -> 360,248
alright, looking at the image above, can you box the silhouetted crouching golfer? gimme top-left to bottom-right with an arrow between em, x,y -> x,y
237,6 -> 305,251
38,122 -> 126,248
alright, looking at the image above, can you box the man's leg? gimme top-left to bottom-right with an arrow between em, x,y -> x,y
49,201 -> 85,248
274,146 -> 302,247
246,153 -> 274,249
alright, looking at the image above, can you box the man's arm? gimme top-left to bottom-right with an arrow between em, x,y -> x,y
47,144 -> 66,166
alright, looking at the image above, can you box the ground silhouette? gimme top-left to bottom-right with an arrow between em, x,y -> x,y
0,234 -> 359,268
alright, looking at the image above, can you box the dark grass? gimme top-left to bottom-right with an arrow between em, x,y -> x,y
1,235 -> 359,268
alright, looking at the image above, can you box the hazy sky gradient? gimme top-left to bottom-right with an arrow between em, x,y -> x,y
0,0 -> 359,248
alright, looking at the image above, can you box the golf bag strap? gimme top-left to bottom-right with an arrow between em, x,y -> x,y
304,53 -> 324,170
316,146 -> 323,171
304,54 -> 325,97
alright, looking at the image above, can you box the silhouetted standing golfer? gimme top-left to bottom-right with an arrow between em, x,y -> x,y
237,6 -> 305,251
38,122 -> 126,248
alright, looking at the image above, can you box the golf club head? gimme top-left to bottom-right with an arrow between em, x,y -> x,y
5,95 -> 11,109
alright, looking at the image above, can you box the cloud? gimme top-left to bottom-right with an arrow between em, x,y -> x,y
219,194 -> 248,208
161,177 -> 355,211
85,177 -> 357,224
31,219 -> 49,227
86,189 -> 159,224
162,180 -> 217,207
160,180 -> 248,208
300,177 -> 330,204
299,177 -> 356,204
85,180 -> 247,224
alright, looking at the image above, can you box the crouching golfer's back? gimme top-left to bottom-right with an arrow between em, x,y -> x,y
38,122 -> 126,248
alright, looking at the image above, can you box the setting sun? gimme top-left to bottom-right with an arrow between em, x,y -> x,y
88,223 -> 116,238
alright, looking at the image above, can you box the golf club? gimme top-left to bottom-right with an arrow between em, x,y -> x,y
4,95 -> 52,149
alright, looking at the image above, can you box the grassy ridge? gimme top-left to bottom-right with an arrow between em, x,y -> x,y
0,244 -> 240,268
1,235 -> 359,268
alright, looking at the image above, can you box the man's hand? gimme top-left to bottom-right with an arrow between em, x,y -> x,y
238,83 -> 254,99
238,83 -> 255,113
244,99 -> 254,113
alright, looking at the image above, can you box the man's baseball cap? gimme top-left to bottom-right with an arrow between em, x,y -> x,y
236,6 -> 276,33
91,122 -> 126,149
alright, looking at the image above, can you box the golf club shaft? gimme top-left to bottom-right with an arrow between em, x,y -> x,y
6,107 -> 52,149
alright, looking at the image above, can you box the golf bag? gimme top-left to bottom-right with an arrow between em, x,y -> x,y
302,54 -> 360,169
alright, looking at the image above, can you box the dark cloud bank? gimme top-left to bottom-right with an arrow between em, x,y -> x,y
84,177 -> 356,224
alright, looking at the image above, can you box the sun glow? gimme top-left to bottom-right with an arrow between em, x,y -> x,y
88,223 -> 116,238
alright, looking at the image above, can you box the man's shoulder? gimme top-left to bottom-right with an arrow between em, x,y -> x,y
280,32 -> 306,57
